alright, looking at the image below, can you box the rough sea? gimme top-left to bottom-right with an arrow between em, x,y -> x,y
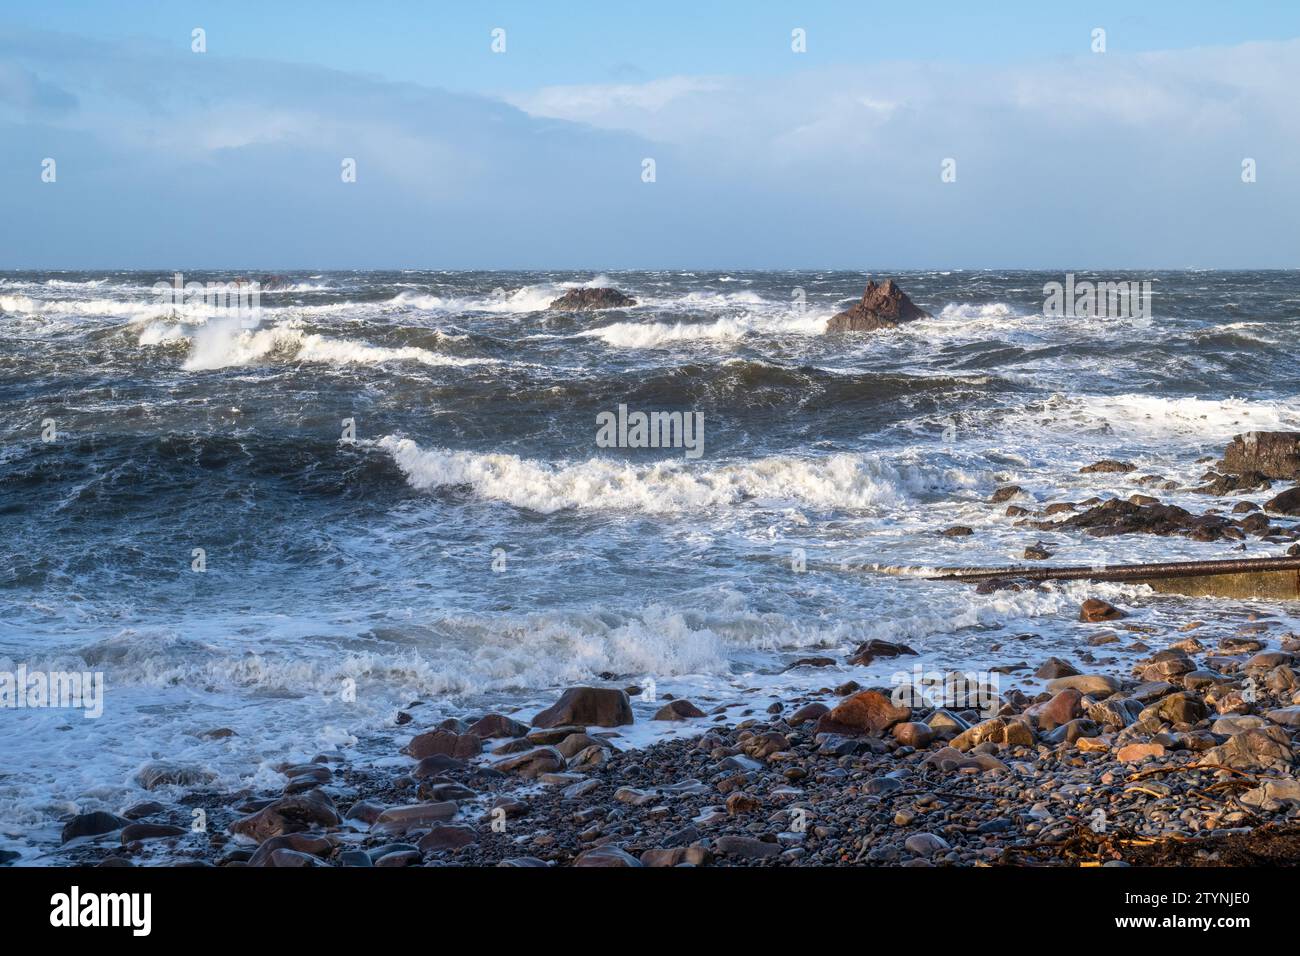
2,270 -> 1299,860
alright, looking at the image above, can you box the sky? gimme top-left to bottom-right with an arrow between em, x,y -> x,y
2,1 -> 1298,269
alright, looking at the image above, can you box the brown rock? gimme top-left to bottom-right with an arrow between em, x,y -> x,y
846,639 -> 917,667
891,721 -> 934,748
493,746 -> 565,778
725,792 -> 761,815
653,699 -> 706,721
247,833 -> 332,867
787,702 -> 830,726
814,690 -> 910,736
61,812 -> 130,845
826,279 -> 931,333
1080,598 -> 1126,623
372,802 -> 459,835
640,846 -> 711,867
229,790 -> 341,844
1222,431 -> 1300,480
404,730 -> 482,760
991,485 -> 1024,504
1028,689 -> 1083,731
465,714 -> 529,738
1080,460 -> 1135,474
1264,486 -> 1300,516
532,687 -> 633,728
574,845 -> 642,867
1117,742 -> 1166,762
417,824 -> 477,852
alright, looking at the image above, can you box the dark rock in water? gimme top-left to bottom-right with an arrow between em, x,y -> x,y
847,639 -> 917,667
991,485 -> 1024,504
1079,460 -> 1134,474
121,801 -> 167,820
1195,471 -> 1272,495
1034,657 -> 1079,679
654,699 -> 705,721
532,686 -> 633,728
1024,541 -> 1053,560
61,811 -> 130,844
826,279 -> 930,332
135,761 -> 216,791
547,288 -> 636,310
940,525 -> 974,537
1080,598 -> 1125,623
1222,431 -> 1300,480
466,713 -> 529,739
1264,486 -> 1300,516
783,656 -> 836,670
228,790 -> 341,843
1043,498 -> 1241,541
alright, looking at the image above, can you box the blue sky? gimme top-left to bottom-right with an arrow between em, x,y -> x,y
2,1 -> 1298,268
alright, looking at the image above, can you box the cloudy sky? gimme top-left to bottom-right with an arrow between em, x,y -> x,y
2,1 -> 1298,268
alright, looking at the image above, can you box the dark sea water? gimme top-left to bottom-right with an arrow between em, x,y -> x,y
2,269 -> 1298,859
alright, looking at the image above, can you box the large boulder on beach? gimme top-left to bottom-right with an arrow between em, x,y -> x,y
814,689 -> 910,736
547,288 -> 636,311
826,279 -> 930,333
532,687 -> 634,728
1222,431 -> 1300,480
228,790 -> 341,844
403,729 -> 483,760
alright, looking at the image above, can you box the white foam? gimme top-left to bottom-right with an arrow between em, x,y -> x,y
377,436 -> 974,514
1005,392 -> 1300,445
145,319 -> 500,371
579,310 -> 831,348
391,276 -> 619,315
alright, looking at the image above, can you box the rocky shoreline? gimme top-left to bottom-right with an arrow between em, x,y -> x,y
40,433 -> 1300,869
49,606 -> 1300,869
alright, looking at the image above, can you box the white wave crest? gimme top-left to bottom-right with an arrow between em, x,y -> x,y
135,319 -> 497,371
391,276 -> 621,315
377,436 -> 972,514
579,310 -> 832,348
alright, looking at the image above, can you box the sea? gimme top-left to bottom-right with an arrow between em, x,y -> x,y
2,269 -> 1298,860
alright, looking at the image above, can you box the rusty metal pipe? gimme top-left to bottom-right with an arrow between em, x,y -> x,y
924,555 -> 1300,584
